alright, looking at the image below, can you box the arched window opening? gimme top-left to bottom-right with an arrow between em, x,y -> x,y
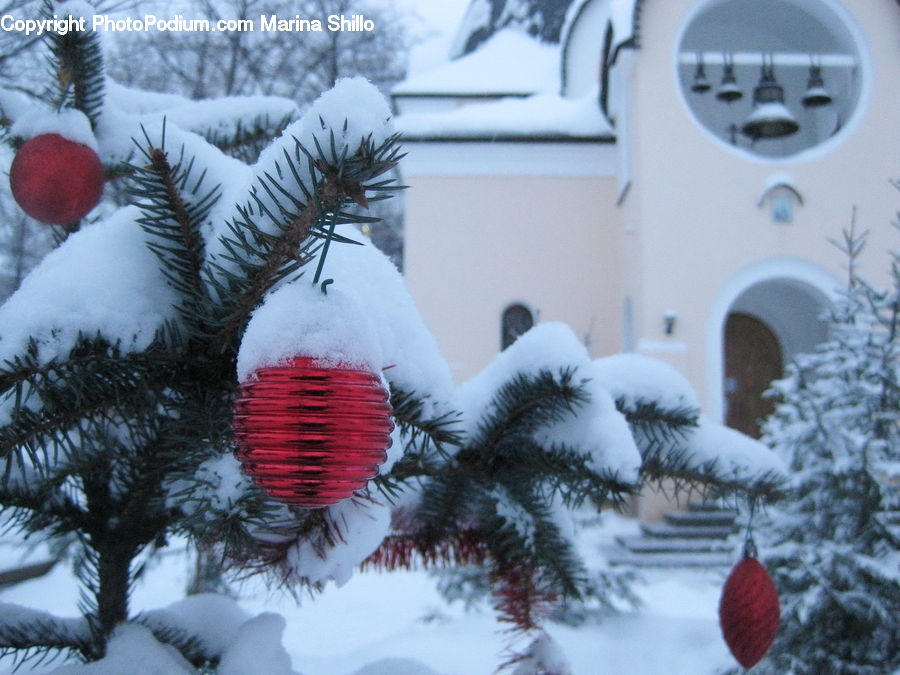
501,303 -> 535,350
678,0 -> 864,159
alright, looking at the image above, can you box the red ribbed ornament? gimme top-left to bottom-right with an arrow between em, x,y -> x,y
232,357 -> 393,508
9,133 -> 105,225
719,551 -> 780,669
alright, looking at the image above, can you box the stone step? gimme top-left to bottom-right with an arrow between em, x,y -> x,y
616,535 -> 736,554
641,522 -> 737,539
608,551 -> 734,568
687,501 -> 729,512
665,511 -> 737,528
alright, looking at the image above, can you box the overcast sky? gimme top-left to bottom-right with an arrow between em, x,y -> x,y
396,0 -> 469,38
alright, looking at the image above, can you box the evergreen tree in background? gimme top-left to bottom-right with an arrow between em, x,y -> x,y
1,6 -> 784,671
757,213 -> 900,674
451,0 -> 575,57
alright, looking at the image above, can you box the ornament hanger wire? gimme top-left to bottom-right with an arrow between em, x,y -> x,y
312,201 -> 338,294
743,496 -> 758,558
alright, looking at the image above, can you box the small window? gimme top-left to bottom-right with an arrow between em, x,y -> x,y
758,181 -> 803,224
501,304 -> 534,350
771,194 -> 794,223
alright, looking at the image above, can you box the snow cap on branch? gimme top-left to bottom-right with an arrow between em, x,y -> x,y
217,613 -> 296,675
0,207 -> 179,366
237,276 -> 380,378
167,454 -> 253,522
592,353 -> 700,413
50,624 -> 194,674
285,496 -> 392,587
0,89 -> 31,123
99,80 -> 297,164
353,657 -> 442,674
534,375 -> 641,482
301,76 -> 393,149
102,79 -> 192,115
98,109 -> 253,251
11,109 -> 97,150
687,416 -> 787,482
237,238 -> 454,410
160,96 -> 297,141
0,602 -> 88,645
458,322 -> 591,427
141,593 -> 250,660
202,77 -> 394,288
460,322 -> 642,481
512,632 -> 573,675
53,596 -> 298,673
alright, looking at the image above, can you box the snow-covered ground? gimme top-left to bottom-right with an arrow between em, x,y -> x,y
0,515 -> 738,674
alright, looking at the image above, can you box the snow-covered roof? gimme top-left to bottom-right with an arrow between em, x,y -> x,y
393,29 -> 560,97
391,1 -> 643,140
395,0 -> 645,101
395,89 -> 614,140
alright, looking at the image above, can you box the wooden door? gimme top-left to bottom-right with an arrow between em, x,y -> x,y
724,313 -> 783,439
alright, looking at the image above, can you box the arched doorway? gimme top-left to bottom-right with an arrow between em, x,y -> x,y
721,277 -> 831,437
724,313 -> 783,438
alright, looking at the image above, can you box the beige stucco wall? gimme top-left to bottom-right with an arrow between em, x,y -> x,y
396,0 -> 898,522
399,0 -> 899,412
620,0 -> 900,412
404,172 -> 622,382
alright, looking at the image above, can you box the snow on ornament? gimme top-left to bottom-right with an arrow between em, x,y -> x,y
9,133 -> 105,225
232,357 -> 393,508
719,540 -> 780,669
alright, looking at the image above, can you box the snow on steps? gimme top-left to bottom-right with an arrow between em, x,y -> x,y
639,522 -> 736,540
616,537 -> 734,554
606,551 -> 735,568
662,510 -> 737,528
608,503 -> 739,568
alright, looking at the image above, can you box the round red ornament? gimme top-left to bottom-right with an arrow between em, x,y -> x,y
9,133 -> 105,225
719,547 -> 780,669
232,357 -> 393,508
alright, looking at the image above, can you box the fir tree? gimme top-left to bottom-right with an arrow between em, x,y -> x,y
451,0 -> 575,57
1,6 -> 785,671
757,213 -> 900,674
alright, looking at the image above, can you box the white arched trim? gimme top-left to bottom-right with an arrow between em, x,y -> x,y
561,0 -> 609,98
705,257 -> 842,422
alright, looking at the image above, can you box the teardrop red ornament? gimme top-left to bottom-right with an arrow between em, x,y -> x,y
232,357 -> 393,508
719,552 -> 780,669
